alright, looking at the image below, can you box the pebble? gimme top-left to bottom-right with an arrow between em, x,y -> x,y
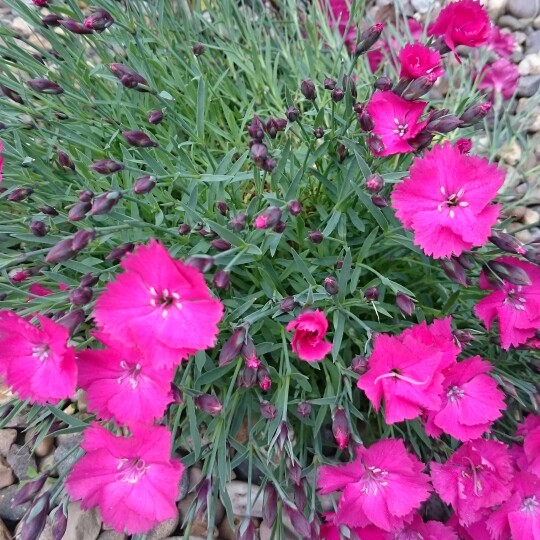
535,15 -> 540,29
226,481 -> 264,518
411,0 -> 439,14
0,485 -> 31,521
96,531 -> 127,540
500,140 -> 522,165
6,444 -> 35,481
53,434 -> 82,478
0,518 -> 10,540
0,431 -> 16,459
517,74 -> 540,97
524,208 -> 540,225
147,511 -> 180,540
526,30 -> 540,53
0,458 -> 14,490
487,0 -> 508,19
499,14 -> 533,31
62,502 -> 101,540
507,0 -> 540,19
519,53 -> 540,75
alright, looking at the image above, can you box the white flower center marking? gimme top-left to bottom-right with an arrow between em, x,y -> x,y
505,286 -> 527,311
32,344 -> 50,361
437,186 -> 468,218
116,457 -> 150,484
446,385 -> 465,402
392,117 -> 409,137
118,361 -> 142,389
521,495 -> 539,513
361,465 -> 389,496
149,286 -> 182,318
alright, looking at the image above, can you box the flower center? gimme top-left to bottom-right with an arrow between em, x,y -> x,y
392,117 -> 409,137
360,465 -> 389,496
437,186 -> 469,218
117,361 -> 142,389
32,344 -> 50,361
461,457 -> 483,496
504,287 -> 527,311
116,457 -> 149,484
446,385 -> 465,402
149,286 -> 182,318
521,496 -> 539,513
374,369 -> 429,386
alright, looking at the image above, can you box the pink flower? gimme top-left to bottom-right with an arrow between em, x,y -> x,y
428,0 -> 490,58
66,423 -> 184,534
357,318 -> 460,424
28,282 -> 69,299
478,58 -> 520,101
447,515 -> 492,540
391,142 -> 504,259
325,0 -> 356,52
487,26 -> 516,58
431,439 -> 515,526
94,240 -> 224,367
359,514 -> 458,539
474,257 -> 540,349
0,311 -> 77,404
455,138 -> 472,154
518,415 -> 540,477
317,439 -> 431,531
424,356 -> 506,441
77,333 -> 174,427
365,91 -> 428,156
487,472 -> 540,540
398,43 -> 444,80
286,309 -> 332,362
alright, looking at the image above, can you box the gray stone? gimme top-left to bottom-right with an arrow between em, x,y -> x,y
499,14 -> 533,31
226,481 -> 264,518
6,444 -> 35,481
147,511 -> 180,540
526,30 -> 540,54
0,431 -> 16,459
0,458 -> 14,490
62,502 -> 101,540
0,518 -> 10,540
53,435 -> 82,478
518,74 -> 540,97
97,532 -> 127,540
411,0 -> 439,13
507,0 -> 540,19
0,485 -> 31,521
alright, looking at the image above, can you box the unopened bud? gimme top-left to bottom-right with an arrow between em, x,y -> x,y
300,79 -> 317,101
80,273 -> 98,288
60,18 -> 95,34
193,43 -> 205,56
337,144 -> 347,163
68,286 -> 93,306
288,460 -> 302,485
262,157 -> 277,172
185,256 -> 214,273
45,238 -> 76,264
334,259 -> 343,269
374,76 -> 393,91
286,106 -> 299,122
254,206 -> 282,229
172,385 -> 184,404
109,63 -> 149,90
308,230 -> 323,244
90,159 -> 124,175
524,249 -> 540,265
323,276 -> 338,295
51,505 -> 68,540
454,329 -> 474,347
105,242 -> 135,261
41,13 -> 60,26
68,201 -> 91,221
258,366 -> 272,391
283,503 -> 311,539
10,269 -> 29,282
219,326 -> 247,367
441,258 -> 469,287
409,130 -> 434,152
39,205 -> 58,216
30,220 -> 48,237
211,239 -> 231,252
277,421 -> 289,450
250,143 -> 268,164
313,127 -> 325,138
332,408 -> 349,450
72,229 -> 95,251
402,73 -> 437,100
355,22 -> 384,55
195,394 -> 222,416
27,78 -> 64,94
57,150 -> 75,170
215,200 -> 229,216
280,296 -> 297,312
367,134 -> 385,154
90,191 -> 122,216
359,111 -> 374,132
365,174 -> 384,193
331,87 -> 345,102
20,493 -> 49,540
297,401 -> 312,418
265,118 -> 279,139
237,519 -> 256,540
364,287 -> 379,301
213,269 -> 230,289
83,9 -> 114,31
342,75 -> 357,98
351,355 -> 368,374
230,212 -> 247,232
32,0 -> 49,5
78,190 -> 93,203
122,130 -> 158,148
456,252 -> 475,270
12,475 -> 49,507
8,187 -> 33,202
426,114 -> 462,133
459,102 -> 492,127
238,365 -> 257,388
260,401 -> 277,419
294,481 -> 307,511
489,230 -> 527,256
455,138 -> 473,154
486,260 -> 531,286
263,483 -> 278,526
371,194 -> 387,207
178,223 -> 191,235
287,200 -> 302,216
147,110 -> 164,124
324,78 -> 336,90
133,175 -> 156,195
0,83 -> 24,104
396,292 -> 415,316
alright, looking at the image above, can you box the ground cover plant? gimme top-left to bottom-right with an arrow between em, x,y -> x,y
0,0 -> 539,538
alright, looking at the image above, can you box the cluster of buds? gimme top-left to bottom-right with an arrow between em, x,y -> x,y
45,229 -> 95,264
440,257 -> 472,287
247,115 -> 286,171
489,230 -> 527,256
253,205 -> 284,232
109,63 -> 150,92
219,326 -> 260,367
485,260 -> 531,287
355,22 -> 384,56
68,189 -> 122,221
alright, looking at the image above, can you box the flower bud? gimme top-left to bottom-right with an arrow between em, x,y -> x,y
45,238 -> 76,263
273,220 -> 286,233
337,144 -> 347,163
287,200 -> 302,216
265,118 -> 279,139
323,276 -> 338,295
332,408 -> 349,450
172,385 -> 184,404
238,365 -> 257,388
260,401 -> 277,420
486,261 -> 532,286
441,258 -> 468,287
334,259 -> 344,269
355,22 -> 384,55
8,187 -> 33,202
364,287 -> 379,301
0,83 -> 24,104
294,481 -> 307,511
78,190 -> 93,203
83,9 -> 114,31
300,79 -> 316,100
51,505 -> 68,540
12,474 -> 49,507
277,421 -> 289,450
283,503 -> 311,539
61,18 -> 95,34
288,459 -> 302,486
219,326 -> 247,367
237,518 -> 256,540
68,286 -> 93,306
215,200 -> 229,216
178,223 -> 191,235
280,296 -> 297,312
105,242 -> 135,261
331,87 -> 345,102
80,273 -> 98,288
374,76 -> 393,91
41,13 -> 61,26
371,194 -> 387,208
147,110 -> 164,125
133,175 -> 156,195
365,174 -> 384,193
263,483 -> 278,526
351,355 -> 368,374
396,292 -> 415,317
262,157 -> 277,172
258,366 -> 271,391
359,111 -> 374,132
324,78 -> 336,90
211,238 -> 231,252
524,250 -> 540,265
213,269 -> 230,289
409,130 -> 434,151
230,212 -> 247,232
68,201 -> 91,221
185,256 -> 214,272
241,335 -> 259,368
308,230 -> 323,244
10,269 -> 29,283
313,127 -> 325,139
27,78 -> 64,94
32,0 -> 49,5
250,143 -> 267,164
193,43 -> 205,56
489,230 -> 527,256
20,493 -> 49,540
195,394 -> 222,416
57,150 -> 75,170
72,229 -> 95,252
90,191 -> 122,216
30,220 -> 48,237
38,204 -> 58,216
342,75 -> 357,98
454,329 -> 474,347
426,114 -> 462,133
285,106 -> 299,122
455,138 -> 472,154
254,206 -> 282,229
109,63 -> 149,90
367,134 -> 385,154
122,130 -> 158,148
459,102 -> 492,127
90,159 -> 124,175
297,401 -> 311,418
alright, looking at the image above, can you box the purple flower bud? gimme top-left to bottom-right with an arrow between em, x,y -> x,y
195,394 -> 222,416
337,144 -> 347,163
109,63 -> 149,89
20,493 -> 49,540
133,175 -> 156,195
334,259 -> 343,269
236,519 -> 256,540
324,77 -> 336,90
68,201 -> 91,221
90,159 -> 124,175
30,220 -> 48,237
178,223 -> 191,235
351,355 -> 368,374
454,329 -> 474,347
90,191 -> 122,216
260,401 -> 277,419
78,190 -> 93,203
365,174 -> 384,193
332,408 -> 349,450
265,118 -> 279,138
355,22 -> 384,56
409,130 -> 434,152
211,239 -> 232,252
254,206 -> 282,229
396,292 -> 415,317
401,73 -> 437,101
489,230 -> 527,256
72,229 -> 95,251
286,106 -> 299,122
32,0 -> 49,6
42,14 -> 63,27
51,505 -> 68,540
185,256 -> 214,273
237,365 -> 257,388
487,261 -> 531,286
459,102 -> 492,127
83,9 -> 114,31
262,157 -> 277,172
80,273 -> 98,288
359,111 -> 374,131
39,204 -> 58,216
455,253 -> 475,271
57,150 -> 75,170
213,269 -> 230,289
367,134 -> 385,154
105,242 -> 135,261
426,114 -> 462,133
297,401 -> 311,418
27,78 -> 64,94
364,287 -> 379,301
342,75 -> 357,98
263,483 -> 278,526
331,87 -> 344,102
308,230 -> 323,244
300,79 -> 317,101
258,366 -> 271,391
283,503 -> 311,539
8,187 -> 33,202
219,327 -> 247,367
441,258 -> 468,287
288,459 -> 302,486
216,200 -> 229,215
147,110 -> 164,125
374,76 -> 393,91
241,335 -> 259,368
45,238 -> 76,264
12,474 -> 49,507
122,130 -> 158,148
68,286 -> 93,306
324,276 -> 338,295
193,43 -> 205,56
313,127 -> 325,139
277,421 -> 289,450
59,18 -> 94,34
230,212 -> 247,232
294,481 -> 307,512
0,83 -> 24,104
280,296 -> 297,312
273,220 -> 286,233
250,143 -> 268,164
353,102 -> 364,114
287,200 -> 302,216
371,194 -> 388,208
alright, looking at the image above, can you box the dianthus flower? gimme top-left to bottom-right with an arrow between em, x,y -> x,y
317,439 -> 431,531
425,356 -> 506,441
357,318 -> 460,424
428,0 -> 490,58
431,439 -> 514,526
0,311 -> 77,404
478,58 -> 520,101
474,257 -> 540,349
487,26 -> 516,57
325,0 -> 356,52
66,423 -> 184,535
398,43 -> 444,80
487,472 -> 540,540
517,414 -> 540,477
94,239 -> 224,367
447,515 -> 492,540
77,333 -> 174,427
365,91 -> 428,156
391,142 -> 504,258
359,514 -> 458,539
286,309 -> 332,362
